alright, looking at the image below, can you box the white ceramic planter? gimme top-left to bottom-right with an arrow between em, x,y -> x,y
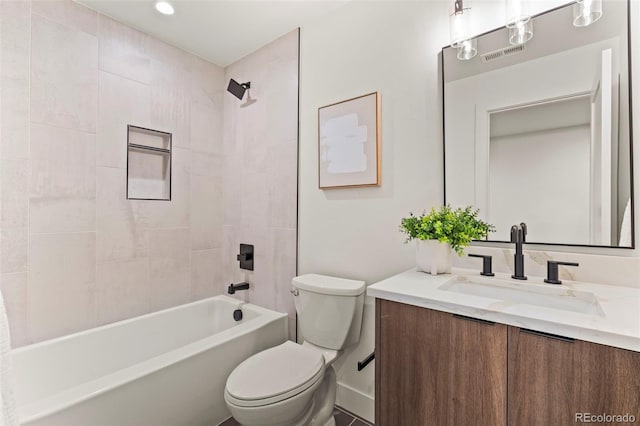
416,240 -> 453,275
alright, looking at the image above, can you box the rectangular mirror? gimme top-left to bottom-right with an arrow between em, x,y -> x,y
443,0 -> 634,248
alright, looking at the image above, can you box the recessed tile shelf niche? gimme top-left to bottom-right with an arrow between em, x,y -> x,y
127,125 -> 172,201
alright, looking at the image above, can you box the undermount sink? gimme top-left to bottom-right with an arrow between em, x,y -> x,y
438,276 -> 604,316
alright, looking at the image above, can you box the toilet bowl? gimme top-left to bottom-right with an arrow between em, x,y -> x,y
224,341 -> 328,426
224,274 -> 365,426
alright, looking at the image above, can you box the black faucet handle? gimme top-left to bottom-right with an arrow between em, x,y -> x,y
468,254 -> 495,276
544,261 -> 579,285
237,244 -> 254,271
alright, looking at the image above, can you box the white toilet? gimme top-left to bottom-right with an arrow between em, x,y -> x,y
224,274 -> 366,426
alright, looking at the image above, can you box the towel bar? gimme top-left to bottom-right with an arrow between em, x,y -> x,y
357,351 -> 375,371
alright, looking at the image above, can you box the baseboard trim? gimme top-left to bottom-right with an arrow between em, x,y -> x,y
336,381 -> 374,424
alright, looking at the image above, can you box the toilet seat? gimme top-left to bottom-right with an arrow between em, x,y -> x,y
225,341 -> 325,408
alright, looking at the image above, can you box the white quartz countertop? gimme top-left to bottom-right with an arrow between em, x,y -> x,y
367,268 -> 640,352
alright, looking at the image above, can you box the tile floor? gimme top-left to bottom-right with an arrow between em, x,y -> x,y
220,406 -> 373,426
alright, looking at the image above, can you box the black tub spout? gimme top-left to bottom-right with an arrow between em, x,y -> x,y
228,282 -> 250,294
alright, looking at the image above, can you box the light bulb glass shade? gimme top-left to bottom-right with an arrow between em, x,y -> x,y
154,1 -> 174,15
505,0 -> 530,28
457,39 -> 477,60
449,0 -> 472,48
509,19 -> 533,45
573,0 -> 603,27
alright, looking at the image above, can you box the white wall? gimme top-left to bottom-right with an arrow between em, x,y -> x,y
299,0 -> 640,422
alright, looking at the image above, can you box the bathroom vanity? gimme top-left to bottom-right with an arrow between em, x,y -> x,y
368,269 -> 640,426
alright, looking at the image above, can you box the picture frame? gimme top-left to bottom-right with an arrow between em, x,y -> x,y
318,92 -> 381,189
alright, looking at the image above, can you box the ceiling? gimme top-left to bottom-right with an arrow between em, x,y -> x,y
75,0 -> 348,67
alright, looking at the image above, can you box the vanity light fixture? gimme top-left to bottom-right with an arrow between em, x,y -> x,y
505,0 -> 533,45
573,0 -> 603,27
457,39 -> 477,60
509,19 -> 533,45
154,0 -> 174,15
449,0 -> 477,60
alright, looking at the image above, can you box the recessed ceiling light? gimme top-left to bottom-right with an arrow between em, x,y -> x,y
154,1 -> 174,15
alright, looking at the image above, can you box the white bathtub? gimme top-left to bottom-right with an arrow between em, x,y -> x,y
13,295 -> 288,426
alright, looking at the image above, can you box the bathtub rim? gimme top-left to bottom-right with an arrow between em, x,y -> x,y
13,295 -> 273,354
16,295 -> 288,424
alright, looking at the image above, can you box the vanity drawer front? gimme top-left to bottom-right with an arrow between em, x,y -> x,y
507,326 -> 640,426
375,300 -> 507,426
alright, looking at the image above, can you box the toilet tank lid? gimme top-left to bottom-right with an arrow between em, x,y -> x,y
292,274 -> 365,296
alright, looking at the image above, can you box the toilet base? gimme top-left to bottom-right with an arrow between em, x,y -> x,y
226,363 -> 339,426
309,366 -> 337,426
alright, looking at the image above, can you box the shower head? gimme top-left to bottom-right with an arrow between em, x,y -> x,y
227,78 -> 250,100
240,91 -> 257,108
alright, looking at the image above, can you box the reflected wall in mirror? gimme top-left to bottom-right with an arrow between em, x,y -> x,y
443,0 -> 633,248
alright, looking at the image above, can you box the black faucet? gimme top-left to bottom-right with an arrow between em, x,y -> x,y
510,223 -> 527,280
544,261 -> 579,285
228,282 -> 250,294
468,254 -> 495,276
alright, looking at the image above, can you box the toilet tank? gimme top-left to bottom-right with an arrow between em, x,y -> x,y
292,274 -> 365,350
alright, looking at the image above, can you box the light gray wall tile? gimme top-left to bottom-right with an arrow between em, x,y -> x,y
191,174 -> 222,250
32,0 -> 98,35
96,167 -> 148,261
29,123 -> 96,233
1,272 -> 29,347
0,0 -> 30,161
30,13 -> 98,132
267,139 -> 298,229
98,71 -> 151,168
149,228 -> 191,310
96,259 -> 150,325
1,158 -> 28,229
272,228 -> 297,317
190,99 -> 221,155
0,77 -> 30,160
191,249 -> 223,300
0,0 -> 31,80
98,15 -> 150,84
150,59 -> 191,148
28,232 -> 97,342
1,227 -> 28,274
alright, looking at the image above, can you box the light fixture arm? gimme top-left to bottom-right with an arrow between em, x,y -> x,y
454,0 -> 464,14
449,0 -> 477,60
452,0 -> 472,16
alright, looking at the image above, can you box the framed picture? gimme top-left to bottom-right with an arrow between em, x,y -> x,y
318,92 -> 381,189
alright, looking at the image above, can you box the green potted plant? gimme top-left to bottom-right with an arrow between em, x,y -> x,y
400,205 -> 494,274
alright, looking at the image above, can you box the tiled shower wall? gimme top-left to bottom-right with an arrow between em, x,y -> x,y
222,31 -> 299,336
0,0 -> 257,347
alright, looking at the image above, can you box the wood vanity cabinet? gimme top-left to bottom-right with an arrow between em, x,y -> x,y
508,326 -> 640,425
375,299 -> 640,426
375,299 -> 508,426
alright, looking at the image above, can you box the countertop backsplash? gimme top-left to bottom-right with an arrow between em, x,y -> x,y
455,246 -> 640,289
